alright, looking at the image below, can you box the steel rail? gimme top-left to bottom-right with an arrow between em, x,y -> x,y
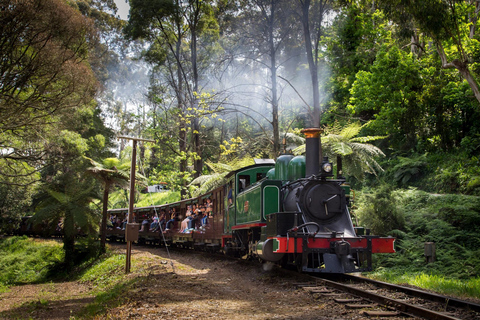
342,274 -> 480,313
314,277 -> 462,320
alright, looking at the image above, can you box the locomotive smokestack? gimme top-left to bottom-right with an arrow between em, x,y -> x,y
301,128 -> 323,177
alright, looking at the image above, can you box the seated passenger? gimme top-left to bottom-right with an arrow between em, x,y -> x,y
180,206 -> 193,232
165,209 -> 178,231
206,198 -> 213,217
158,212 -> 166,231
150,216 -> 159,232
139,216 -> 150,232
188,205 -> 203,229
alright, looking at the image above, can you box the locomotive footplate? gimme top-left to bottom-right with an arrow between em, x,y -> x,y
268,235 -> 394,273
269,236 -> 395,254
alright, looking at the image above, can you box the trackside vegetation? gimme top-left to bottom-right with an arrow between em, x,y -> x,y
357,188 -> 480,298
0,236 -> 63,293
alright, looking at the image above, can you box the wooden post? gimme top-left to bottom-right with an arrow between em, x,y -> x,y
118,136 -> 154,273
424,242 -> 436,264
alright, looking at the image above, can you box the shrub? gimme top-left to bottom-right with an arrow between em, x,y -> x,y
356,184 -> 405,235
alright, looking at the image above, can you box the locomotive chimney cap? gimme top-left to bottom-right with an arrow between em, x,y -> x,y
301,128 -> 323,138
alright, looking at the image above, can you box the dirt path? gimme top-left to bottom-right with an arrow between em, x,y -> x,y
0,244 -> 397,319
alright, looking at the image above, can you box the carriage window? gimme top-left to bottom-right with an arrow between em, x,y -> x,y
238,175 -> 251,192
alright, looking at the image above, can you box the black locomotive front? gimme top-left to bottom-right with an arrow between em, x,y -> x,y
257,128 -> 395,273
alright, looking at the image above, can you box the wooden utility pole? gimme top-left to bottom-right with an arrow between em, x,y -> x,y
118,136 -> 155,273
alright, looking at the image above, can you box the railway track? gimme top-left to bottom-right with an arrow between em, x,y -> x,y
113,241 -> 480,319
296,275 -> 480,319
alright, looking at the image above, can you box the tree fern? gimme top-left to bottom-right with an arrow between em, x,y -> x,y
293,122 -> 386,180
189,157 -> 256,197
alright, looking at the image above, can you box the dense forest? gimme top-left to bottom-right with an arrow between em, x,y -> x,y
1,0 -> 480,282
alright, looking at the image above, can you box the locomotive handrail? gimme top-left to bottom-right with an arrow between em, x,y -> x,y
287,222 -> 321,236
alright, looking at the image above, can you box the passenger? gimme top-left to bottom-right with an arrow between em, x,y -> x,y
188,204 -> 202,229
121,215 -> 128,230
139,216 -> 150,232
180,205 -> 193,232
201,201 -> 211,226
165,208 -> 178,231
115,217 -> 122,229
150,216 -> 159,232
55,219 -> 63,232
158,211 -> 166,231
206,198 -> 213,217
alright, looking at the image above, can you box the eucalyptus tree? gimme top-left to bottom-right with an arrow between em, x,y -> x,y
376,0 -> 480,105
232,0 -> 300,157
296,0 -> 335,127
125,0 -> 222,196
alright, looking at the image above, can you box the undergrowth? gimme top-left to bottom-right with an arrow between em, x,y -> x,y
0,236 -> 64,292
77,253 -> 138,317
358,188 -> 480,299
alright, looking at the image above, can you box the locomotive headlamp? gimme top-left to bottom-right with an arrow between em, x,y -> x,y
320,157 -> 334,178
322,162 -> 332,173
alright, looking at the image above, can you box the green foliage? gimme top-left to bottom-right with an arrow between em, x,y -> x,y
293,122 -> 386,180
135,190 -> 181,207
391,154 -> 428,186
356,184 -> 405,235
370,189 -> 480,279
0,237 -> 64,289
188,157 -> 255,197
369,270 -> 480,299
431,155 -> 480,195
348,45 -> 423,149
325,6 -> 393,117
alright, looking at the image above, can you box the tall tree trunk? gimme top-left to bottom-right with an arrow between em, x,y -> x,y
191,25 -> 202,177
269,0 -> 280,156
300,0 -> 321,127
174,28 -> 188,199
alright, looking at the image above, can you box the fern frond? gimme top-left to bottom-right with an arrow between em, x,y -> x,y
340,123 -> 362,139
282,132 -> 305,145
349,135 -> 387,143
292,144 -> 306,155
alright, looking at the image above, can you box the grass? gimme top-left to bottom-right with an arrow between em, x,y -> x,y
369,269 -> 480,299
135,190 -> 181,207
76,250 -> 164,318
107,189 -> 181,209
0,236 -> 64,290
79,254 -> 126,290
78,279 -> 137,317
